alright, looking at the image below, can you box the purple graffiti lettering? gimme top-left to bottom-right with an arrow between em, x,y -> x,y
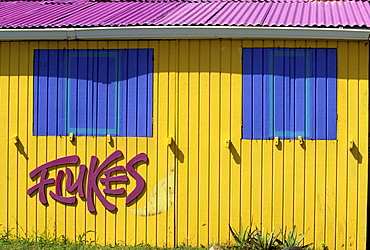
28,151 -> 148,213
126,153 -> 148,204
27,156 -> 79,205
66,165 -> 86,198
50,170 -> 76,204
49,164 -> 87,204
87,150 -> 123,212
100,166 -> 128,195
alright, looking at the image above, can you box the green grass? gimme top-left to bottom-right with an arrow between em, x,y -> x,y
0,236 -> 210,250
0,225 -> 328,250
0,226 -> 208,250
0,239 -> 211,250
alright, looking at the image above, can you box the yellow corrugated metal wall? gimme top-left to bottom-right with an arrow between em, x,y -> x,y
0,39 -> 368,250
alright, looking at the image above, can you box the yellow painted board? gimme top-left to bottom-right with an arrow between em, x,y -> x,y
35,41 -> 48,238
177,39 -> 189,245
135,40 -> 150,246
325,41 -> 337,248
325,140 -> 337,249
315,140 -> 327,246
83,40 -> 99,244
92,40 -> 110,245
336,41 -> 348,250
219,39 -> 231,243
65,40 -> 78,243
146,41 -> 159,245
251,139 -> 262,229
17,41 -> 30,239
73,40 -> 90,243
45,41 -> 58,239
314,41 -> 327,247
208,39 -> 221,244
126,40 -> 140,247
26,41 -> 39,238
47,41 -> 60,240
94,137 -> 108,245
229,39 -> 242,239
281,40 -> 294,230
114,135 -> 127,245
105,139 -> 118,246
0,42 -> 10,233
127,147 -> 136,246
262,140 -> 273,231
146,40 -> 159,246
86,135 -> 98,245
9,41 -> 20,235
114,134 -> 127,244
188,39 -> 200,246
104,40 -> 118,245
198,39 -> 210,246
270,40 -> 284,230
324,37 -> 339,250
54,41 -> 68,240
272,137 -> 283,230
293,139 -> 305,234
240,139 -> 252,227
240,40 -> 253,232
0,42 -> 4,230
25,41 -> 34,238
260,39 -> 274,231
157,40 -> 170,246
135,137 -> 148,245
126,136 -> 138,245
357,40 -> 368,250
303,40 -> 317,246
45,136 -> 57,239
347,41 -> 359,250
134,40 -> 150,246
167,39 -> 177,247
54,134 -> 67,241
283,138 -> 294,230
304,140 -> 316,245
292,40 -> 306,234
250,40 -> 264,229
116,39 -> 128,246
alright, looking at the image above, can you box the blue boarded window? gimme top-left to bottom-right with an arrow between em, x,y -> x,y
33,49 -> 153,137
242,48 -> 337,140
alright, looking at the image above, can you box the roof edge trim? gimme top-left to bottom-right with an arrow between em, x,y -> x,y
0,26 -> 369,40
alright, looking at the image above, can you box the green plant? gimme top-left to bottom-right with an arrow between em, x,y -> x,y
76,230 -> 95,244
277,226 -> 312,249
252,227 -> 280,250
228,224 -> 323,250
319,242 -> 329,250
229,223 -> 255,248
0,227 -> 13,243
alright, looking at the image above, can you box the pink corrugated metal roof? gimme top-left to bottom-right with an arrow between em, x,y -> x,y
1,0 -> 370,28
57,1 -> 182,26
